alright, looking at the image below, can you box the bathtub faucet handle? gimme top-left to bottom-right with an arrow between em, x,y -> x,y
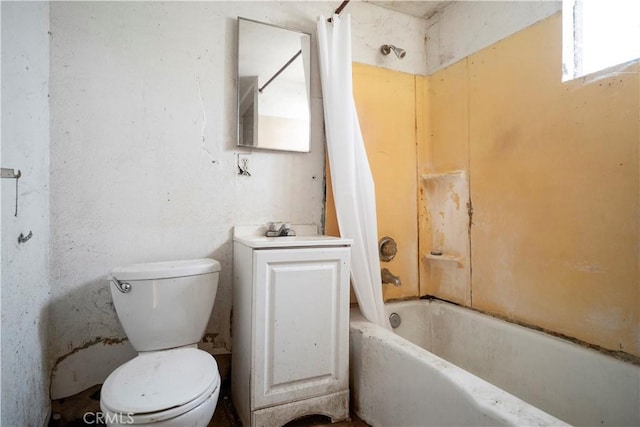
379,236 -> 398,262
381,268 -> 401,287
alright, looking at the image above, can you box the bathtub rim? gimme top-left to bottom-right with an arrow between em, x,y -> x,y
349,304 -> 569,426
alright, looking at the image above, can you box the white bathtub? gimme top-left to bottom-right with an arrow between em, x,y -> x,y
349,299 -> 640,427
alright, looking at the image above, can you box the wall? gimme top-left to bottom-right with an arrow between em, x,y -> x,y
425,0 -> 561,75
1,2 -> 51,424
48,1 -> 429,398
325,63 -> 419,302
324,1 -> 562,304
420,12 -> 639,357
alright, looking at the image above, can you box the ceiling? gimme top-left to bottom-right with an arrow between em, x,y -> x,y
365,1 -> 452,20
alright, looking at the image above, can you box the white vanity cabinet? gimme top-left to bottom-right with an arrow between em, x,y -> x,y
232,226 -> 351,427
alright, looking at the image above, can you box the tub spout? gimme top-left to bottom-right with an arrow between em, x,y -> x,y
381,268 -> 401,287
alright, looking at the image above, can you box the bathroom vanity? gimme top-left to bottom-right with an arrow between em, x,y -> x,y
232,225 -> 351,427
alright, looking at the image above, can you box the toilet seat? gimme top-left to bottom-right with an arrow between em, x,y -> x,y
101,347 -> 220,422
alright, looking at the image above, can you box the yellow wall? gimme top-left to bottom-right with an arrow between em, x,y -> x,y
421,13 -> 639,356
325,63 -> 419,301
325,13 -> 638,358
417,61 -> 472,305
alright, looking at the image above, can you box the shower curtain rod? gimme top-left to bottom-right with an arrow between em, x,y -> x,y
261,1 -> 350,93
260,0 -> 350,93
328,0 -> 350,22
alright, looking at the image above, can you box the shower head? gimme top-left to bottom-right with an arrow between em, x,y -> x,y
381,44 -> 406,59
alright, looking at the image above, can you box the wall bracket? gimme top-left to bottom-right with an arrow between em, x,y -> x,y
1,168 -> 21,216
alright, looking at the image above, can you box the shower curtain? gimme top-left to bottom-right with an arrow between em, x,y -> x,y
316,14 -> 390,329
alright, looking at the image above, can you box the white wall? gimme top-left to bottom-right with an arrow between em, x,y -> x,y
48,1 -> 428,398
1,1 -> 51,424
426,0 -> 562,74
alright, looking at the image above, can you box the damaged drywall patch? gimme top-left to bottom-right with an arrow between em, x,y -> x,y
200,332 -> 230,354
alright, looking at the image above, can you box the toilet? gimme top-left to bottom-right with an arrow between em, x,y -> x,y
100,258 -> 222,427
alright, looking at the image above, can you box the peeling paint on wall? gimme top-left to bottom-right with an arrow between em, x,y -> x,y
421,171 -> 471,305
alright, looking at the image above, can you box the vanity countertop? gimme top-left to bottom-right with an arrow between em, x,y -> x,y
233,224 -> 352,249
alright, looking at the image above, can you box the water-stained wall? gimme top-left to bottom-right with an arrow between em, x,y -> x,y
47,1 -> 429,398
420,13 -> 639,357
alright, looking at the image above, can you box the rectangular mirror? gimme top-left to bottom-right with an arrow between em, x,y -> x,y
237,18 -> 312,153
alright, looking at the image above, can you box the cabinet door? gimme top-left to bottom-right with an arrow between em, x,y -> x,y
252,247 -> 350,409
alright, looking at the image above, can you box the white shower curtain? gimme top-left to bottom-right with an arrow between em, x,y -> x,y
317,14 -> 390,329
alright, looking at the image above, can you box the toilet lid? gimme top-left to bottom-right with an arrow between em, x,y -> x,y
101,348 -> 219,415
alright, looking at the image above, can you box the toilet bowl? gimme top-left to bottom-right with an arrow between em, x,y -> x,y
100,348 -> 220,426
101,258 -> 221,426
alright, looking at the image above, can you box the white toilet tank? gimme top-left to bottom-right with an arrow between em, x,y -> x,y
109,258 -> 221,352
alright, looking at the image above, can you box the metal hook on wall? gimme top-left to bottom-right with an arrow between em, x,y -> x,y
1,168 -> 22,216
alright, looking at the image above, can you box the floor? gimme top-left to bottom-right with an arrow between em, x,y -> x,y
49,381 -> 370,427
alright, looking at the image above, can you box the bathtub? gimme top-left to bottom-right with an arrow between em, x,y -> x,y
349,299 -> 640,427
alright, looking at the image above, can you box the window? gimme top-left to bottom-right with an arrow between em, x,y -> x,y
562,0 -> 640,81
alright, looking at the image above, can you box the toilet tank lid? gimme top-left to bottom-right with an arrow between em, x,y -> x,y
111,258 -> 221,281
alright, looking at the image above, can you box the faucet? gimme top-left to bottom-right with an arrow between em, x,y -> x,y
381,268 -> 401,287
265,222 -> 296,237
